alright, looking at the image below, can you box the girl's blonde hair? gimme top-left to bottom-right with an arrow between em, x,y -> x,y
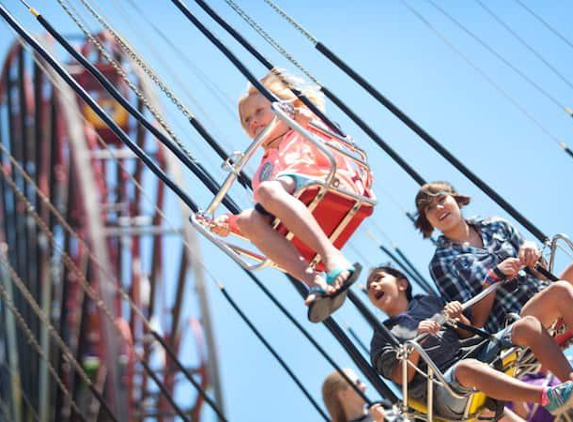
237,68 -> 325,132
322,368 -> 356,422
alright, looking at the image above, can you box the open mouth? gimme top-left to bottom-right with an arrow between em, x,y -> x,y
374,290 -> 385,300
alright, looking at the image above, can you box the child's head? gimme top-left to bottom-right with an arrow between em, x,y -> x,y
237,69 -> 325,139
366,266 -> 412,315
414,181 -> 471,238
322,368 -> 366,422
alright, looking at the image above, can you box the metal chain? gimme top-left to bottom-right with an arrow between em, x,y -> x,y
223,0 -> 320,85
424,0 -> 567,112
0,276 -> 84,421
0,161 -> 120,325
57,0 -> 203,166
475,0 -> 573,92
0,139 -> 151,332
262,0 -> 318,44
119,0 -> 234,125
0,251 -> 94,420
3,39 -> 225,419
17,39 -> 222,302
75,0 -> 195,123
0,155 -> 189,418
0,94 -> 206,422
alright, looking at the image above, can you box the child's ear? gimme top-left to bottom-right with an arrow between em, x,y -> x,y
398,278 -> 408,292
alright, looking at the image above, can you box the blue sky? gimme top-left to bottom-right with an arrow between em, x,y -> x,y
2,1 -> 573,421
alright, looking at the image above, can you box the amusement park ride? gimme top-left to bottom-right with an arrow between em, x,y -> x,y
0,31 -> 222,421
0,1 -> 573,422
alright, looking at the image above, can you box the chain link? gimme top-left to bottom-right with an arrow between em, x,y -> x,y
2,38 -> 231,418
62,0 -> 203,164
223,0 -> 320,85
0,250 -> 91,420
15,38 -> 222,314
0,161 -> 118,323
1,42 -> 225,416
0,139 -> 147,329
262,0 -> 318,44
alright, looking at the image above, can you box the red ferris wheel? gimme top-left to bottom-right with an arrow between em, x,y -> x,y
0,32 -> 223,422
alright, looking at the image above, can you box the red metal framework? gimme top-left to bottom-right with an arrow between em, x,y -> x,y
0,34 -> 220,421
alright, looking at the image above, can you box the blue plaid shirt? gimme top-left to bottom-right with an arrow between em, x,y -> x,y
429,216 -> 549,333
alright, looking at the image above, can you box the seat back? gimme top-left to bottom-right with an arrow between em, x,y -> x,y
406,392 -> 489,422
275,186 -> 374,271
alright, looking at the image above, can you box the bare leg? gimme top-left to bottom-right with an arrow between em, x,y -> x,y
455,359 -> 543,402
256,179 -> 352,288
521,281 -> 573,334
236,208 -> 325,294
560,262 -> 573,284
510,315 -> 573,382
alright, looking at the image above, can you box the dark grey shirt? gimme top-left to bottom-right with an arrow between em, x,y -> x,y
370,295 -> 482,401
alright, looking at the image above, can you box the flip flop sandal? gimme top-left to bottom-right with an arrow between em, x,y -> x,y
307,287 -> 333,323
327,263 -> 362,315
307,263 -> 362,323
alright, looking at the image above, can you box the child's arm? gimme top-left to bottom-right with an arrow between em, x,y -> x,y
389,319 -> 439,384
444,301 -> 474,338
371,331 -> 419,386
390,348 -> 421,385
470,258 -> 521,327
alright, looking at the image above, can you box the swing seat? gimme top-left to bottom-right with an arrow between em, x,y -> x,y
275,185 -> 374,271
190,103 -> 376,272
398,320 -> 523,422
405,350 -> 520,422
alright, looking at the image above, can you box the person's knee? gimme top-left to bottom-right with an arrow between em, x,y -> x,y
236,209 -> 261,234
454,359 -> 482,387
256,181 -> 283,206
548,280 -> 573,299
512,315 -> 543,344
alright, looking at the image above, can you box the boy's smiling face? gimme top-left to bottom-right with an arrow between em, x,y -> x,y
424,193 -> 463,234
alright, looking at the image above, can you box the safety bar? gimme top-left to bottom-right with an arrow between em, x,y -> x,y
400,282 -> 504,422
546,233 -> 573,274
410,282 -> 501,346
190,101 -> 376,271
203,110 -> 283,216
309,120 -> 372,188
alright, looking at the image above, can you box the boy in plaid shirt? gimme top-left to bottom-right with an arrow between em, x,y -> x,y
414,181 -> 573,333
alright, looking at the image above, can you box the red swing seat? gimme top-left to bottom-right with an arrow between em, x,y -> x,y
275,186 -> 374,271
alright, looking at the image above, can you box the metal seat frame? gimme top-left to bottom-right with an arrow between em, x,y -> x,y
190,102 -> 376,271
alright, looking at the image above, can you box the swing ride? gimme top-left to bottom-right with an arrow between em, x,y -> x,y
0,1 -> 572,422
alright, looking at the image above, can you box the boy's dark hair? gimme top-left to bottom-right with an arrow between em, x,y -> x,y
367,265 -> 413,301
414,181 -> 471,238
